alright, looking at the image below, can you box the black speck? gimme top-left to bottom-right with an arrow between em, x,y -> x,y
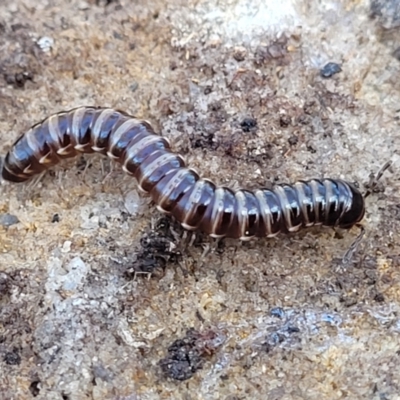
307,143 -> 317,153
75,156 -> 88,171
112,31 -> 122,40
195,310 -> 205,323
29,381 -> 40,397
279,115 -> 291,127
98,221 -> 107,229
240,117 -> 258,133
0,272 -> 12,295
119,211 -> 129,222
320,62 -> 342,78
374,293 -> 385,302
96,0 -> 118,5
4,349 -> 21,365
129,82 -> 138,92
51,214 -> 60,223
169,61 -> 177,70
191,132 -> 215,150
298,114 -> 310,125
288,135 -> 298,146
286,325 -> 300,334
208,101 -> 222,112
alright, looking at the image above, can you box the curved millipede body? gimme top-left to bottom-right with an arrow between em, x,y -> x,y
1,107 -> 365,240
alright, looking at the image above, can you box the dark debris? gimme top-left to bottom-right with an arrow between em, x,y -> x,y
159,328 -> 225,381
3,348 -> 21,365
29,381 -> 40,397
240,117 -> 258,133
0,272 -> 14,297
279,115 -> 291,127
288,135 -> 298,146
125,217 -> 182,278
90,0 -> 119,6
254,37 -> 288,65
3,71 -> 34,88
190,132 -> 217,151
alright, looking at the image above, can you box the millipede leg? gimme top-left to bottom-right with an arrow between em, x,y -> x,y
27,171 -> 47,190
341,225 -> 365,266
201,237 -> 222,259
179,230 -> 196,251
364,160 -> 393,198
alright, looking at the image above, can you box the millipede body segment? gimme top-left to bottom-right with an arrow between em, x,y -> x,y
1,107 -> 365,239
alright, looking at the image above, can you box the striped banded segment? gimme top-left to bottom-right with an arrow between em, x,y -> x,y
1,106 -> 366,238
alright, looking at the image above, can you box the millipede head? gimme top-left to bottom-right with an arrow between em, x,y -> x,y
337,183 -> 365,229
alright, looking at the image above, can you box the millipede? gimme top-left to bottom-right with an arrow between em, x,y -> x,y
1,106 -> 386,241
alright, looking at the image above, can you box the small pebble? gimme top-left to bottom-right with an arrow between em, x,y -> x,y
0,213 -> 19,227
129,82 -> 139,92
232,46 -> 247,62
320,62 -> 342,78
36,36 -> 54,53
61,241 -> 72,253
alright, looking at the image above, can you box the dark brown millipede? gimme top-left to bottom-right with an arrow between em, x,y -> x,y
1,106 -> 368,240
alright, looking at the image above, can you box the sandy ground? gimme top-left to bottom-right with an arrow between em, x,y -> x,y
1,0 -> 400,399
